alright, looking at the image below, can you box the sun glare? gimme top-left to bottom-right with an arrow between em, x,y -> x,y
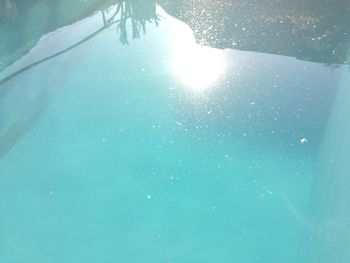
172,32 -> 226,92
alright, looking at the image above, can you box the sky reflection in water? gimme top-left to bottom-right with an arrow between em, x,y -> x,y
0,2 -> 350,263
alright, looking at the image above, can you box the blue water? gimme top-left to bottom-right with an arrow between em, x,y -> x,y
1,3 -> 350,263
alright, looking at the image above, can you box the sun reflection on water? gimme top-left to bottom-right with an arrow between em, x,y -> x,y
171,27 -> 226,92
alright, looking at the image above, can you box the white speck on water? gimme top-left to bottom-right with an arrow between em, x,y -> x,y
147,195 -> 152,199
300,138 -> 308,144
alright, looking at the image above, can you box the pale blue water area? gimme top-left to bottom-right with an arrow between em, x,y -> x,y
1,3 -> 350,263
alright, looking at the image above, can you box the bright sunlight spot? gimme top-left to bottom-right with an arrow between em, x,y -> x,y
171,29 -> 226,92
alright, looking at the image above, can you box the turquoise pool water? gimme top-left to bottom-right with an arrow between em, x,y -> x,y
1,2 -> 350,262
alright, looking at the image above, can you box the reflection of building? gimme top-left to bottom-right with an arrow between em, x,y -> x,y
159,0 -> 350,65
1,0 -> 350,72
0,0 -> 161,71
0,0 -> 119,72
0,0 -> 161,158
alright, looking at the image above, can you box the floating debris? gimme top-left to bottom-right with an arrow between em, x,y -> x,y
300,137 -> 308,144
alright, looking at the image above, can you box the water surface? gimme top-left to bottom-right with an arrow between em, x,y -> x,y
1,2 -> 350,263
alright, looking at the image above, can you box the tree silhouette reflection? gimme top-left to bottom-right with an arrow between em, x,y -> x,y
0,0 -> 160,158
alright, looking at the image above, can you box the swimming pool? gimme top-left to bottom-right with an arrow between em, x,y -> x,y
1,1 -> 350,262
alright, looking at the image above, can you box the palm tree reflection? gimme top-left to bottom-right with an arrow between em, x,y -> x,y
0,0 -> 17,18
0,0 -> 160,159
115,0 -> 160,44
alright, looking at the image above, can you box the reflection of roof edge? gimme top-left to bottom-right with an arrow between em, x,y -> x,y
0,8 -> 120,94
1,0 -> 350,69
0,0 -> 116,72
159,0 -> 350,65
0,5 -> 120,159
